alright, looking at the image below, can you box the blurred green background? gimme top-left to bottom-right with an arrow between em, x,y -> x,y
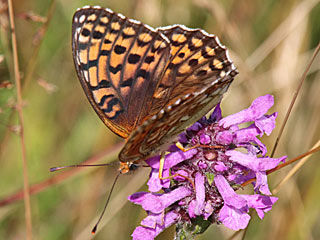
0,0 -> 319,239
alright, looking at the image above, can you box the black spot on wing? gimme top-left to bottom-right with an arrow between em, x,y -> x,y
128,54 -> 141,64
188,59 -> 198,67
104,98 -> 120,113
78,42 -> 88,50
98,94 -> 114,106
214,47 -> 224,55
136,69 -> 150,80
80,59 -> 98,70
80,63 -> 88,70
196,70 -> 207,76
209,61 -> 217,71
90,79 -> 111,90
144,56 -> 155,63
201,48 -> 214,59
110,29 -> 120,34
81,28 -> 90,37
93,31 -> 104,39
100,50 -> 110,56
120,78 -> 133,87
99,21 -> 108,27
114,45 -> 126,54
178,52 -> 185,58
122,33 -> 135,39
97,95 -> 124,120
137,39 -> 150,47
188,43 -> 198,51
109,64 -> 123,74
108,109 -> 124,120
168,63 -> 176,69
89,59 -> 98,67
171,41 -> 182,47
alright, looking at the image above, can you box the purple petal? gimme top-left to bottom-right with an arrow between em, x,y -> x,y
178,132 -> 188,144
187,121 -> 203,132
145,155 -> 161,168
194,173 -> 205,215
255,113 -> 277,136
132,211 -> 179,240
200,133 -> 211,144
210,103 -> 222,122
235,141 -> 267,157
234,125 -> 261,143
241,194 -> 278,219
129,187 -> 192,214
219,95 -> 274,128
233,171 -> 256,185
129,192 -> 151,205
188,199 -> 197,218
203,201 -> 214,220
214,161 -> 228,172
255,172 -> 271,195
172,169 -> 189,181
159,169 -> 171,189
141,212 -> 163,228
131,226 -> 156,240
218,205 -> 251,231
129,192 -> 163,213
197,160 -> 208,169
255,209 -> 266,220
214,175 -> 247,209
146,149 -> 198,170
157,187 -> 192,213
147,169 -> 161,192
253,138 -> 267,156
188,174 -> 210,218
147,169 -> 170,192
167,144 -> 180,152
226,150 -> 286,172
215,130 -> 234,145
234,133 -> 267,157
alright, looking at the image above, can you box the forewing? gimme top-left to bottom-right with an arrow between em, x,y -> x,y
72,6 -> 170,138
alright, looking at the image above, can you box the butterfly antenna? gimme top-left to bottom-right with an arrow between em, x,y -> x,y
50,163 -> 116,172
91,172 -> 121,235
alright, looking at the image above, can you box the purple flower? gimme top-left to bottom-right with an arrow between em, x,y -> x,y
214,174 -> 277,230
128,95 -> 286,239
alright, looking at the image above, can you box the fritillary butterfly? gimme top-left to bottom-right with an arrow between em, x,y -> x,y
72,6 -> 238,173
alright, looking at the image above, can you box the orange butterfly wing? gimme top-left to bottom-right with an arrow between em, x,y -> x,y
72,7 -> 170,138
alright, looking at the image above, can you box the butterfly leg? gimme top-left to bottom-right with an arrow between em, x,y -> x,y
176,142 -> 224,152
158,152 -> 195,189
175,142 -> 196,152
158,152 -> 166,180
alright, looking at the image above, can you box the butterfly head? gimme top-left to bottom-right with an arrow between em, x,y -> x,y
119,161 -> 140,174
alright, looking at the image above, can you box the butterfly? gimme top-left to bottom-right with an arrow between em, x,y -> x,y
71,6 -> 238,174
